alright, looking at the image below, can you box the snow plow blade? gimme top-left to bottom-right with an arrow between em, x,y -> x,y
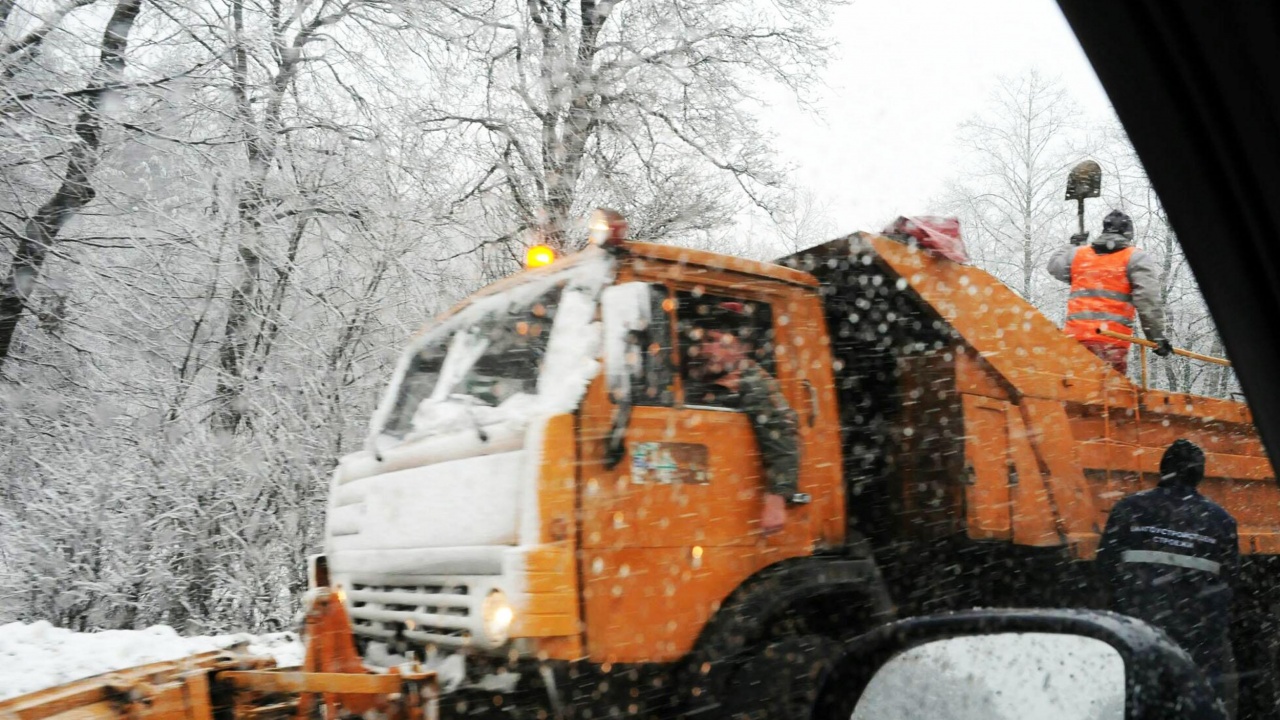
0,651 -> 270,720
0,590 -> 437,720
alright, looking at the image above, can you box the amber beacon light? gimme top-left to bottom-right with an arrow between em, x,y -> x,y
526,243 -> 557,268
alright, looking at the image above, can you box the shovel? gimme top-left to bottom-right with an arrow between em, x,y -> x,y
1065,160 -> 1103,235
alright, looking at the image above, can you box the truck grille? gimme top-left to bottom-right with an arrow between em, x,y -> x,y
347,579 -> 487,648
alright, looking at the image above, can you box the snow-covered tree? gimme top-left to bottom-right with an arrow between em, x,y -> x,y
938,70 -> 1079,310
408,0 -> 839,254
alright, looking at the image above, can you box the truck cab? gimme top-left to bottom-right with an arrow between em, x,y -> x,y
323,224 -> 859,700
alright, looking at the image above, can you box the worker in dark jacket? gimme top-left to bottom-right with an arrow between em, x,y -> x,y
1097,439 -> 1239,716
1047,209 -> 1171,373
688,302 -> 800,535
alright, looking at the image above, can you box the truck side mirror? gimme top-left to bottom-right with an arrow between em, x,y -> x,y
600,282 -> 655,468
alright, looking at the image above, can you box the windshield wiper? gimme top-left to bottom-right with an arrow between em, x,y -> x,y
448,393 -> 490,443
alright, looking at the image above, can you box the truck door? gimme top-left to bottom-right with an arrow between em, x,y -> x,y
579,280 -> 839,663
669,287 -> 813,546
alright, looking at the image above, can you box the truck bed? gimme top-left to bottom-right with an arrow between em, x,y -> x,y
784,233 -> 1276,559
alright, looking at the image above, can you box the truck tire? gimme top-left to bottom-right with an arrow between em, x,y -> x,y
722,634 -> 844,720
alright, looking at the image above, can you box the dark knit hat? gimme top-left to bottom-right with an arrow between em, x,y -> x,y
1159,438 -> 1206,486
1102,209 -> 1134,240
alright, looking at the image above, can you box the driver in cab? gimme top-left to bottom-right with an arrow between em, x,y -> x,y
686,301 -> 800,535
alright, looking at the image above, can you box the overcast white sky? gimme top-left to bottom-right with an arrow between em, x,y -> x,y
765,0 -> 1115,233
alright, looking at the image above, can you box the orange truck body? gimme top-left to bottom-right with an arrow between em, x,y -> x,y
324,230 -> 1275,714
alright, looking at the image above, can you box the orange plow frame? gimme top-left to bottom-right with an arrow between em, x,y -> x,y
0,589 -> 437,720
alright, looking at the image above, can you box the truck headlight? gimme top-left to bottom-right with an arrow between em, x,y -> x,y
482,590 -> 515,647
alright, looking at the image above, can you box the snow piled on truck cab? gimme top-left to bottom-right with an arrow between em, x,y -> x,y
366,248 -> 612,456
329,248 -> 611,548
323,250 -> 612,648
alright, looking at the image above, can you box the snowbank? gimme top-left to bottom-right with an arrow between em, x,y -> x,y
0,622 -> 304,701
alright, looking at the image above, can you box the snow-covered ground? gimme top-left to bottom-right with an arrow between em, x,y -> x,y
0,622 -> 304,701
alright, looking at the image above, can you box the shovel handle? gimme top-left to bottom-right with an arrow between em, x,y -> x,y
1095,329 -> 1232,367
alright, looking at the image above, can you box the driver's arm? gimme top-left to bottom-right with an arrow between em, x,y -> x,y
738,363 -> 800,498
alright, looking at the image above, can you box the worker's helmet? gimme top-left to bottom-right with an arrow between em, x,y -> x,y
1159,438 -> 1206,486
1102,209 -> 1134,240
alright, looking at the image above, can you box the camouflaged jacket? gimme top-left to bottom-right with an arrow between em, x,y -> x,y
699,360 -> 800,497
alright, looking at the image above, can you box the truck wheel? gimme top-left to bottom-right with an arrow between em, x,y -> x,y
723,634 -> 844,720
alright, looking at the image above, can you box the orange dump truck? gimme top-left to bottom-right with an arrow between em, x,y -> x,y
5,223 -> 1275,719
318,224 -> 1277,716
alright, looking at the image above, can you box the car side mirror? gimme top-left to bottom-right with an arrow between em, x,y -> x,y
853,632 -> 1124,718
600,282 -> 654,468
814,609 -> 1226,720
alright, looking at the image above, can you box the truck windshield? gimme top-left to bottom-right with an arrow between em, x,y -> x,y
380,282 -> 564,439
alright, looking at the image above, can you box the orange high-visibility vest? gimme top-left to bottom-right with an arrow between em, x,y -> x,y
1066,246 -> 1137,346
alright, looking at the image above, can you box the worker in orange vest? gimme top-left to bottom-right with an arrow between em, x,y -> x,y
1047,209 -> 1172,373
